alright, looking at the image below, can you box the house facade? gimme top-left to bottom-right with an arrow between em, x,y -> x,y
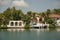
7,20 -> 25,27
48,13 -> 60,20
55,20 -> 60,27
30,14 -> 49,28
48,13 -> 60,26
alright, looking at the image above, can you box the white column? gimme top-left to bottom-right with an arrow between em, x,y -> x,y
42,17 -> 44,21
14,21 -> 15,27
18,21 -> 19,27
9,21 -> 11,26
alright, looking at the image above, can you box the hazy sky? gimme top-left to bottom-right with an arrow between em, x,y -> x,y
0,0 -> 60,13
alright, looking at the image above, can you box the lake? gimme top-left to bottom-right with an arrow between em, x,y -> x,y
0,29 -> 60,40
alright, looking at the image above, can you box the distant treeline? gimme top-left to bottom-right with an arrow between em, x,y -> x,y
0,7 -> 60,27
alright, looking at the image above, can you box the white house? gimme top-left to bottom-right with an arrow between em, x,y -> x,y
7,20 -> 25,27
48,13 -> 60,27
30,14 -> 49,28
55,20 -> 60,27
30,22 -> 49,28
48,13 -> 60,21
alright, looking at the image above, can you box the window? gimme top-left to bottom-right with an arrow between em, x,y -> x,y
39,18 -> 42,21
19,22 -> 22,26
11,22 -> 14,26
59,22 -> 60,23
15,22 -> 18,26
33,23 -> 36,25
57,18 -> 59,20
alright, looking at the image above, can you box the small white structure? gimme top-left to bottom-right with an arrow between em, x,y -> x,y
55,20 -> 60,26
7,20 -> 25,27
30,22 -> 49,28
30,14 -> 49,28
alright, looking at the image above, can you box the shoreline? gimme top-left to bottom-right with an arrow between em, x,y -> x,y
0,27 -> 60,32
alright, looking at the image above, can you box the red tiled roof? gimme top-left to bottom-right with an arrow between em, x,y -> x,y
48,13 -> 60,18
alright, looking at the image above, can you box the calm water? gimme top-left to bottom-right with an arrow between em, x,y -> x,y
0,29 -> 60,40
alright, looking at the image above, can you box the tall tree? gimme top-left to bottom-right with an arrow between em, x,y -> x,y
46,9 -> 51,15
53,9 -> 60,14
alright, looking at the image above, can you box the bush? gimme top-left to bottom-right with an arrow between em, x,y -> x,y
24,24 -> 30,29
49,24 -> 56,28
46,19 -> 54,24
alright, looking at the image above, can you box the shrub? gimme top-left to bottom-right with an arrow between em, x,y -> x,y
49,24 -> 56,28
24,24 -> 30,29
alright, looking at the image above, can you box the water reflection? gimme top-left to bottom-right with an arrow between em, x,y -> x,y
56,28 -> 60,32
0,28 -> 60,32
0,28 -> 55,32
0,29 -> 60,40
7,29 -> 23,31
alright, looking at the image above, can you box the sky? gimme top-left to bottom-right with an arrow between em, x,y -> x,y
0,0 -> 60,13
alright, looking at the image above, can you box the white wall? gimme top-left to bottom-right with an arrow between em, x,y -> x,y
7,21 -> 25,27
55,20 -> 60,26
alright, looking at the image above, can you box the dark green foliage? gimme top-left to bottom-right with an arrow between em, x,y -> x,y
49,24 -> 56,29
53,9 -> 60,14
46,9 -> 51,15
24,24 -> 30,29
46,19 -> 54,24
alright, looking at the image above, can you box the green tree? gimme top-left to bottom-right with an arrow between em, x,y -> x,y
46,9 -> 51,15
53,9 -> 60,14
